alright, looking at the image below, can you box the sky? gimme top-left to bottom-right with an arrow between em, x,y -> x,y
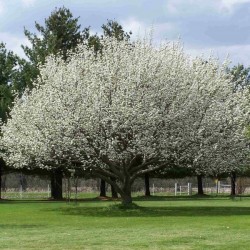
1,0 -> 250,66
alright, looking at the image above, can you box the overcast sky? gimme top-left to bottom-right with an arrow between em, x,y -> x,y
1,0 -> 250,66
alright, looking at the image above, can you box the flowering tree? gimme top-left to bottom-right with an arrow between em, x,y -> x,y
186,61 -> 250,193
151,58 -> 250,194
1,38 -> 249,204
179,61 -> 250,165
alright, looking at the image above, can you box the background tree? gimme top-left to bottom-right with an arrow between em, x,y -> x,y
22,6 -> 87,88
102,19 -> 132,41
0,43 -> 19,119
229,64 -> 250,92
84,19 -> 132,54
99,179 -> 106,197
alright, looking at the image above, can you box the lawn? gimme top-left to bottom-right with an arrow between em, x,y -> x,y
0,196 -> 250,249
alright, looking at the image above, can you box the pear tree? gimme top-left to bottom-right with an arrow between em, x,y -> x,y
1,38 -> 249,204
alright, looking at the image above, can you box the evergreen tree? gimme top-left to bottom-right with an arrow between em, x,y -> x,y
22,6 -> 87,88
102,19 -> 132,41
229,64 -> 250,92
0,43 -> 19,120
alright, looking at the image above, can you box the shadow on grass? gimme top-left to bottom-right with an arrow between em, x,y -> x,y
0,224 -> 44,229
0,199 -> 66,204
0,195 -> 242,204
132,195 -> 236,202
55,205 -> 250,218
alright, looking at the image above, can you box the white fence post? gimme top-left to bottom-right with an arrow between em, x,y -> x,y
175,183 -> 177,196
48,184 -> 50,198
188,183 -> 192,195
19,185 -> 23,199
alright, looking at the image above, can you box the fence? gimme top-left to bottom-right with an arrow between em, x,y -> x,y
174,183 -> 192,196
2,174 -> 250,199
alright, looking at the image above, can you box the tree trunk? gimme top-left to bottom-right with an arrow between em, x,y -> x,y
99,179 -> 106,197
231,172 -> 236,196
2,176 -> 6,193
0,158 -> 5,200
120,181 -> 132,205
121,194 -> 132,205
95,169 -> 135,205
144,173 -> 151,196
110,177 -> 118,198
19,173 -> 27,192
111,185 -> 118,198
121,191 -> 132,205
197,175 -> 204,195
51,168 -> 63,200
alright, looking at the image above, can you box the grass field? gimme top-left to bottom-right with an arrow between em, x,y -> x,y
0,196 -> 250,249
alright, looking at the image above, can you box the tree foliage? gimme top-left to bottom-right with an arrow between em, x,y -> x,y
102,19 -> 132,41
0,43 -> 26,122
229,64 -> 250,92
83,19 -> 132,54
23,6 -> 85,62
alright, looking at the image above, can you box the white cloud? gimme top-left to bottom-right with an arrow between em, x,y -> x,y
121,17 -> 147,36
186,44 -> 250,66
166,1 -> 179,15
154,22 -> 177,39
219,0 -> 250,11
121,17 -> 177,42
0,0 -> 5,14
166,0 -> 211,15
165,0 -> 250,16
21,0 -> 37,8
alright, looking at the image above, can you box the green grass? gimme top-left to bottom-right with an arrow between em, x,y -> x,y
1,196 -> 250,249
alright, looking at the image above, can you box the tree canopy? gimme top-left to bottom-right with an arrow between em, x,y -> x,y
1,36 -> 249,204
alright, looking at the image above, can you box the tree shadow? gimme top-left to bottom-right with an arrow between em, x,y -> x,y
0,224 -> 44,229
133,195 -> 230,202
55,205 -> 250,218
0,199 -> 64,204
0,195 -> 246,204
